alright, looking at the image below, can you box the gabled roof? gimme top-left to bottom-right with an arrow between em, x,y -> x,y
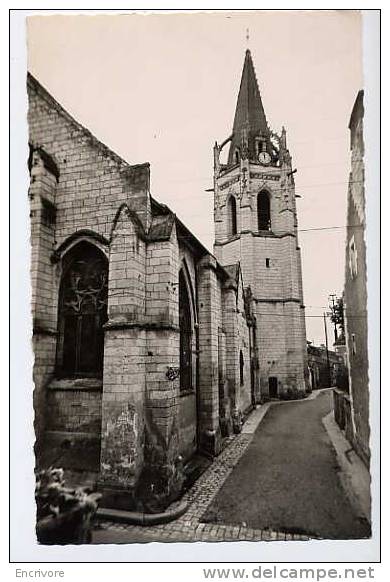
150,196 -> 210,256
27,72 -> 148,175
27,73 -> 232,274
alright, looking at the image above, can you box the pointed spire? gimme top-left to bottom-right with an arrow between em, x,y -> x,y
281,126 -> 287,149
228,50 -> 270,165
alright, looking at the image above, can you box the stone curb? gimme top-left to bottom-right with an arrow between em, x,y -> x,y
97,501 -> 189,526
95,397 -> 329,543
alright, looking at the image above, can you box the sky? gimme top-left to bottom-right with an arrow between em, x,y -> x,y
26,10 -> 363,345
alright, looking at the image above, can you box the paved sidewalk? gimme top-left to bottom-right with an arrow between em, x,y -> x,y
93,401 -> 312,543
322,412 -> 371,522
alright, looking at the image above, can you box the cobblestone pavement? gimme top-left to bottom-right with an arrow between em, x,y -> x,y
93,401 -> 315,544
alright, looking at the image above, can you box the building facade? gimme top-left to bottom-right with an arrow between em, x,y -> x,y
307,342 -> 344,390
340,90 -> 370,467
28,50 -> 308,508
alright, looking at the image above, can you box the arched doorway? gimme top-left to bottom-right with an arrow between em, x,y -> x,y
56,241 -> 108,378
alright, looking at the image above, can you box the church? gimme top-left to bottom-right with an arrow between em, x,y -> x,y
28,49 -> 308,508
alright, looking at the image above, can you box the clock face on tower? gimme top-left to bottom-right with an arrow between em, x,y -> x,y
258,151 -> 271,165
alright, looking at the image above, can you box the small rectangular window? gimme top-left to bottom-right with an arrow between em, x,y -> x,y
352,333 -> 357,356
266,258 -> 270,268
41,196 -> 57,227
349,235 -> 358,278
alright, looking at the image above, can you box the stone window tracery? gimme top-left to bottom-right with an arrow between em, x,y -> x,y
56,241 -> 108,378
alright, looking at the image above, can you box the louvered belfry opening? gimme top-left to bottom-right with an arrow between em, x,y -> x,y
228,196 -> 238,236
258,190 -> 271,231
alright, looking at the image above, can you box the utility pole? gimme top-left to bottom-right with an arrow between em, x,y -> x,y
329,293 -> 338,342
323,312 -> 332,387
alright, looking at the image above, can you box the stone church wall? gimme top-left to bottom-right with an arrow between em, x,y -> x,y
236,282 -> 252,414
99,206 -> 147,491
28,74 -> 150,459
28,72 -> 256,507
197,255 -> 223,454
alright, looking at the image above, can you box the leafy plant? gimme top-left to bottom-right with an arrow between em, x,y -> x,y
329,296 -> 345,339
35,468 -> 101,544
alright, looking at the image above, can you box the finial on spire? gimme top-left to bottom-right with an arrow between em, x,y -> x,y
246,28 -> 250,46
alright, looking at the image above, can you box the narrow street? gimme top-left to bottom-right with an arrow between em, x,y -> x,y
93,390 -> 370,543
203,390 -> 370,539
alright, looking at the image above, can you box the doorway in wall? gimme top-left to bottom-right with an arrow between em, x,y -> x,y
269,376 -> 278,398
310,368 -> 316,390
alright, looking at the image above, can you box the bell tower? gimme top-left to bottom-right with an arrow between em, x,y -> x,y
213,49 -> 308,398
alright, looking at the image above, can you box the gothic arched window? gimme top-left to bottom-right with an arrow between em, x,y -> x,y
258,190 -> 271,231
228,196 -> 238,237
179,269 -> 192,392
56,241 -> 108,378
239,350 -> 244,386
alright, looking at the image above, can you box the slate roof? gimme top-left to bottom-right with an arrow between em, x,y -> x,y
28,72 -> 230,277
228,50 -> 270,165
223,263 -> 240,283
148,213 -> 175,241
27,72 -> 149,176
